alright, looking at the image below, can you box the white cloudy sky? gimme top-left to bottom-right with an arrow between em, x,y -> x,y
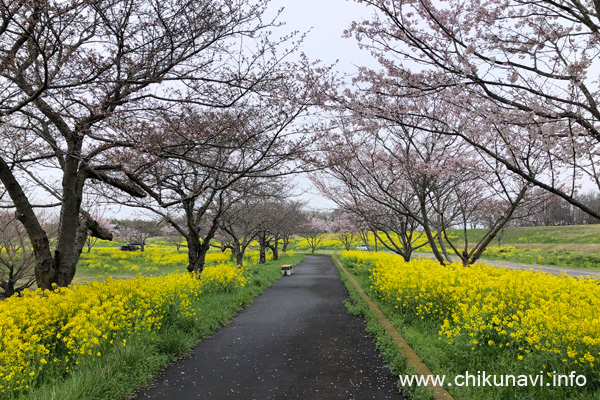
273,0 -> 376,71
269,0 -> 380,210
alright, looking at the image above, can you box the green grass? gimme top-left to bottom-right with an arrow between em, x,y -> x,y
336,257 -> 433,400
75,240 -> 291,280
289,224 -> 600,249
337,256 -> 600,400
19,253 -> 305,400
481,247 -> 600,271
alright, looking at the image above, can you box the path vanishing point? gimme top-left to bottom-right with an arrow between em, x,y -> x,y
134,255 -> 407,400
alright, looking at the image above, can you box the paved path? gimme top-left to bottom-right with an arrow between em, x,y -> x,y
134,255 -> 406,400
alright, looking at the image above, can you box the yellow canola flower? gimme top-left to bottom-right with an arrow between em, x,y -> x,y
0,272 -> 202,395
199,263 -> 246,293
341,251 -> 600,370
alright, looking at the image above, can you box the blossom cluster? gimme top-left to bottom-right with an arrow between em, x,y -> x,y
340,251 -> 600,371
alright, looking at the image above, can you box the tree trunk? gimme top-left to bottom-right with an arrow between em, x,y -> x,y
235,249 -> 244,267
53,153 -> 87,287
418,195 -> 447,265
267,237 -> 279,261
186,233 -> 201,273
2,267 -> 15,298
282,236 -> 289,252
0,157 -> 57,290
258,231 -> 267,264
231,238 -> 244,267
373,230 -> 378,252
438,234 -> 452,263
187,241 -> 209,274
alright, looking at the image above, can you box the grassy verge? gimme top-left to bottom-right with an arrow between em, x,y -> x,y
17,254 -> 304,400
336,255 -> 596,400
334,256 -> 434,400
479,247 -> 600,271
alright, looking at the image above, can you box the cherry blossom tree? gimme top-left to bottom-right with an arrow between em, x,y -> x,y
314,115 -> 532,265
251,199 -> 306,263
299,216 -> 331,254
345,0 -> 600,220
215,180 -> 291,266
0,0 -> 314,289
314,170 -> 428,260
114,100 -> 314,272
330,210 -> 358,251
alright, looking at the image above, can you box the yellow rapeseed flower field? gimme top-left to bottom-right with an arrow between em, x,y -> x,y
0,262 -> 246,395
79,247 -> 232,274
341,251 -> 600,373
199,263 -> 247,293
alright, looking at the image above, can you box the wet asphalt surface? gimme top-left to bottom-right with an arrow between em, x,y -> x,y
134,255 -> 406,399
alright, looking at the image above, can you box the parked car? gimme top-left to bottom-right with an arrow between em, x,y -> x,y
356,244 -> 369,251
118,244 -> 140,251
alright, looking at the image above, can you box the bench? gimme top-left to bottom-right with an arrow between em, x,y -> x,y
281,264 -> 294,276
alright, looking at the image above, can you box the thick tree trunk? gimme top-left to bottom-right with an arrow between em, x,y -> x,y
258,231 -> 267,264
186,234 -> 201,273
53,155 -> 86,287
231,238 -> 244,267
234,248 -> 244,267
0,156 -> 56,289
402,248 -> 412,262
1,268 -> 16,298
187,241 -> 209,274
267,237 -> 279,261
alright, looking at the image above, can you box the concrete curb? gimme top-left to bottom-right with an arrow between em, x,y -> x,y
333,256 -> 454,400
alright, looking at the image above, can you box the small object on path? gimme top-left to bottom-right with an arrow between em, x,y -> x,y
134,256 -> 406,399
280,264 -> 293,276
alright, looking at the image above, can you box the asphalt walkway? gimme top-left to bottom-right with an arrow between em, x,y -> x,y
134,255 -> 406,400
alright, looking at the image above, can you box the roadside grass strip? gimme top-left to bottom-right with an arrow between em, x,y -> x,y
334,256 -> 452,400
338,251 -> 600,399
0,254 -> 304,400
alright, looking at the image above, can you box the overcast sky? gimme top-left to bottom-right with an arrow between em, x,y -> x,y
274,0 -> 376,72
268,0 -> 379,210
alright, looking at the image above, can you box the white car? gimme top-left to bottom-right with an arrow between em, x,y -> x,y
356,244 -> 369,251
